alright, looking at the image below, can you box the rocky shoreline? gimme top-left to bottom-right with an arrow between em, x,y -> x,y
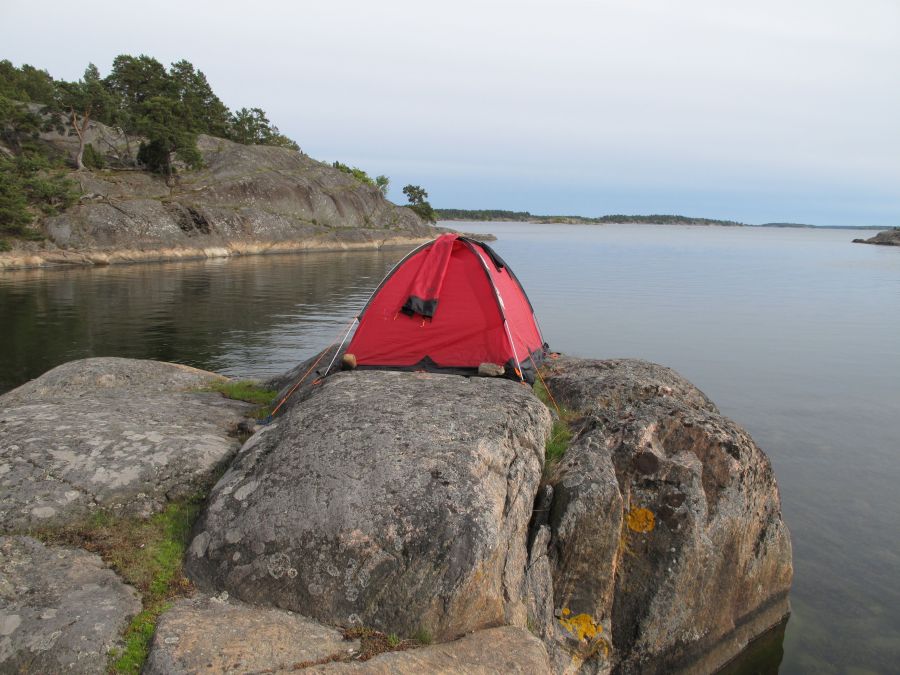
0,356 -> 792,673
0,233 -> 434,271
853,228 -> 900,246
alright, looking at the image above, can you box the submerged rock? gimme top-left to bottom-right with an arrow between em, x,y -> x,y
0,357 -> 250,531
537,357 -> 793,673
186,370 -> 552,641
0,535 -> 140,673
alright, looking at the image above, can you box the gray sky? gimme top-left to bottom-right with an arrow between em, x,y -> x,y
4,0 -> 899,225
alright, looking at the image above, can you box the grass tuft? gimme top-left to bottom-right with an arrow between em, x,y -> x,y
32,495 -> 206,674
412,627 -> 433,645
533,376 -> 577,467
546,419 -> 573,464
202,379 -> 277,406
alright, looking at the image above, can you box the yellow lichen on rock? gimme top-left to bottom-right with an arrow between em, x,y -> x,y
625,506 -> 655,533
558,610 -> 603,641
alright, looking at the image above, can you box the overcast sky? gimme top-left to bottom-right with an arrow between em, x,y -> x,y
4,0 -> 899,225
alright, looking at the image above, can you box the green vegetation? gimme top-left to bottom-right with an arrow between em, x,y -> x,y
330,162 -> 391,198
333,161 -> 376,186
0,55 -> 300,179
435,208 -> 536,221
435,208 -> 745,227
202,379 -> 278,423
403,184 -> 436,223
412,627 -> 433,645
0,97 -> 78,240
341,626 -> 422,660
229,107 -> 298,150
33,496 -> 205,674
203,379 -> 277,406
533,377 -> 576,466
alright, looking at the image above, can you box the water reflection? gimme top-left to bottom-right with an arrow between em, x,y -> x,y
0,250 -> 406,393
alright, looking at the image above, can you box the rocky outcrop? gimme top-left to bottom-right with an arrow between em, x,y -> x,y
186,370 -> 552,641
0,535 -> 140,673
1,117 -> 437,270
534,357 -> 793,673
0,357 -> 250,531
1,354 -> 791,673
853,228 -> 900,246
144,595 -> 357,674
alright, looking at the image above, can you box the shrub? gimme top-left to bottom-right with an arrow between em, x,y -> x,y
332,161 -> 376,187
82,142 -> 105,169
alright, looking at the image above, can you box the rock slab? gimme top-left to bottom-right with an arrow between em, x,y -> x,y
0,535 -> 140,673
186,370 -> 551,641
145,595 -> 356,674
309,626 -> 552,673
0,357 -> 250,531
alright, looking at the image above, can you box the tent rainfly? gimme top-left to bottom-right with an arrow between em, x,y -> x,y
345,233 -> 548,383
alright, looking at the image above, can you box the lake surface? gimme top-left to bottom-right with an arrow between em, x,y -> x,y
1,223 -> 898,673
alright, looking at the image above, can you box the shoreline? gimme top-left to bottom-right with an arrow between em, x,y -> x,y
0,234 -> 435,272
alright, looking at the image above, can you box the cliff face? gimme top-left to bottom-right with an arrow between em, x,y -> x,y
1,117 -> 435,268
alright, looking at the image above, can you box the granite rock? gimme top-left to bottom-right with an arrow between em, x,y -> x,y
0,357 -> 250,531
0,535 -> 140,673
186,370 -> 551,641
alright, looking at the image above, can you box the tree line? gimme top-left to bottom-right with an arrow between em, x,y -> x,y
0,55 -> 305,244
0,56 -> 299,177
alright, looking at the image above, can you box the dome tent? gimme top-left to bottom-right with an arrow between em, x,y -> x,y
345,233 -> 548,383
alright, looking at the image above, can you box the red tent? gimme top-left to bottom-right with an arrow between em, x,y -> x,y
346,233 -> 547,383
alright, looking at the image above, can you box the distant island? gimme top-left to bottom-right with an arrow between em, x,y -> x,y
436,209 -> 746,226
435,210 -> 890,230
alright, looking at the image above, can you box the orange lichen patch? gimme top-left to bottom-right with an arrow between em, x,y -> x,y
625,507 -> 655,533
558,611 -> 603,642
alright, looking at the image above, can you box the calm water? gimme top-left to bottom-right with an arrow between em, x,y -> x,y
1,224 -> 898,673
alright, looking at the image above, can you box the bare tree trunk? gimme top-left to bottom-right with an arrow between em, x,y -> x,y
69,108 -> 91,170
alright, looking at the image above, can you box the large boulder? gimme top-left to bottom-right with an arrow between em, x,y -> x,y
0,535 -> 140,673
537,357 -> 793,673
0,357 -> 250,531
186,370 -> 551,641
